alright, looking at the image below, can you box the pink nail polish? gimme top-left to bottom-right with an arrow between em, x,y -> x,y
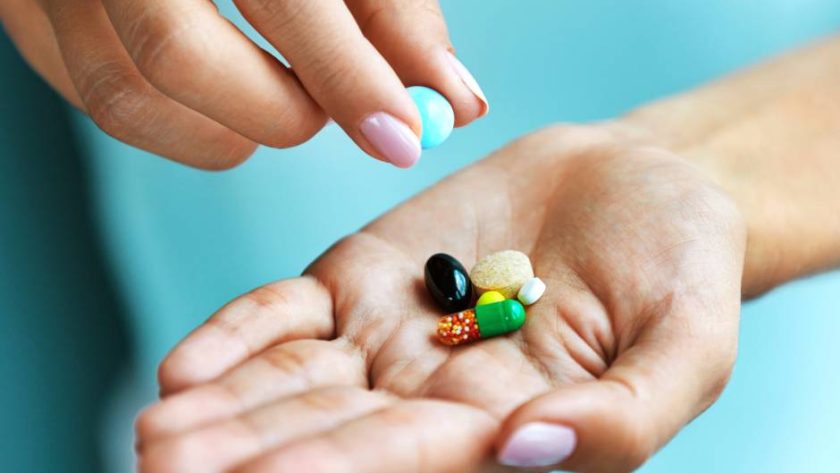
360,112 -> 421,168
445,51 -> 489,116
497,422 -> 577,468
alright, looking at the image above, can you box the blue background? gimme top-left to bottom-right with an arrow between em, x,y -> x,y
2,1 -> 839,471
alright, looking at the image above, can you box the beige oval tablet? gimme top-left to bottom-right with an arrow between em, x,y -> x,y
470,250 -> 534,299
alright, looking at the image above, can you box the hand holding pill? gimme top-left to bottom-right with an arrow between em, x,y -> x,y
5,0 -> 487,168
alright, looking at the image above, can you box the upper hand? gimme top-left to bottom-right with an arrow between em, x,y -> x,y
2,0 -> 487,168
136,124 -> 746,473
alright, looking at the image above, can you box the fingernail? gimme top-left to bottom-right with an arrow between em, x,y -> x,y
360,112 -> 421,168
497,422 -> 577,468
445,51 -> 489,116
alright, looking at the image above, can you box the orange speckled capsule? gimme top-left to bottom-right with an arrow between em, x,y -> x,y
436,300 -> 526,346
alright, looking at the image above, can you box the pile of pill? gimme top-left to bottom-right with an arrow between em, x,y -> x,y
424,250 -> 546,346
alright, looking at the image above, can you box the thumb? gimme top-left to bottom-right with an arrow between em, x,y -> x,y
495,312 -> 738,473
347,0 -> 490,125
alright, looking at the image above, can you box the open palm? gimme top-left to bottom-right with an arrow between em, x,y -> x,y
137,125 -> 746,473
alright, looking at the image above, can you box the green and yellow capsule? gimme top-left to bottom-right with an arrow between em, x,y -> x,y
436,300 -> 526,346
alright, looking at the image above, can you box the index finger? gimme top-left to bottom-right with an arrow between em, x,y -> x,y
158,276 -> 335,395
236,400 -> 498,473
234,0 -> 423,167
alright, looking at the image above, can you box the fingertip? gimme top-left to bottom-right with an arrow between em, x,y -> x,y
156,349 -> 195,397
359,111 -> 422,168
157,331 -> 242,396
443,50 -> 489,123
496,381 -> 658,472
495,386 -> 588,471
497,422 -> 577,468
351,1 -> 489,127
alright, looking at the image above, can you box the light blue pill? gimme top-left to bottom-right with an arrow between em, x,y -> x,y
408,86 -> 454,149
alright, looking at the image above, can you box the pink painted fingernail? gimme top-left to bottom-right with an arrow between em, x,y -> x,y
360,112 -> 421,168
445,51 -> 489,116
497,422 -> 577,468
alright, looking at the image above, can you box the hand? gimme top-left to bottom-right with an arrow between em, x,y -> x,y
136,124 -> 746,473
1,0 -> 487,168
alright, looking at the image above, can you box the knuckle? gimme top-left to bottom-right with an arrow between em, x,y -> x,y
263,344 -> 311,377
124,12 -> 207,90
513,123 -> 609,156
309,52 -> 356,96
356,2 -> 397,38
359,0 -> 444,36
245,282 -> 295,312
81,64 -> 153,139
549,123 -> 619,146
205,316 -> 255,358
235,0 -> 309,32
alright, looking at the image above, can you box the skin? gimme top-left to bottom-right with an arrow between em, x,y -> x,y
134,126 -> 745,473
135,34 -> 840,473
0,0 -> 486,168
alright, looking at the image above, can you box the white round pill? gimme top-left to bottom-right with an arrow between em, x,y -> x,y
517,277 -> 546,306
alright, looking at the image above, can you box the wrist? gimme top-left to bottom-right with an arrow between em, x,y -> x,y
598,35 -> 840,297
604,115 -> 780,298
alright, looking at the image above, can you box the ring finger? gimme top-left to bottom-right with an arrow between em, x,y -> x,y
43,0 -> 257,168
138,386 -> 394,473
99,0 -> 327,148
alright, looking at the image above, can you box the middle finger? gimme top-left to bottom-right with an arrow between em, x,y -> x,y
101,0 -> 327,147
139,386 -> 394,473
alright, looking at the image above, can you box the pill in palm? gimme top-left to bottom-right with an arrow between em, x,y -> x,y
470,250 -> 534,299
476,290 -> 506,306
517,277 -> 546,305
424,253 -> 473,312
436,299 -> 526,346
408,86 -> 454,149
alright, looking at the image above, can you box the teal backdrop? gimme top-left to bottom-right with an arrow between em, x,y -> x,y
2,1 -> 839,472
